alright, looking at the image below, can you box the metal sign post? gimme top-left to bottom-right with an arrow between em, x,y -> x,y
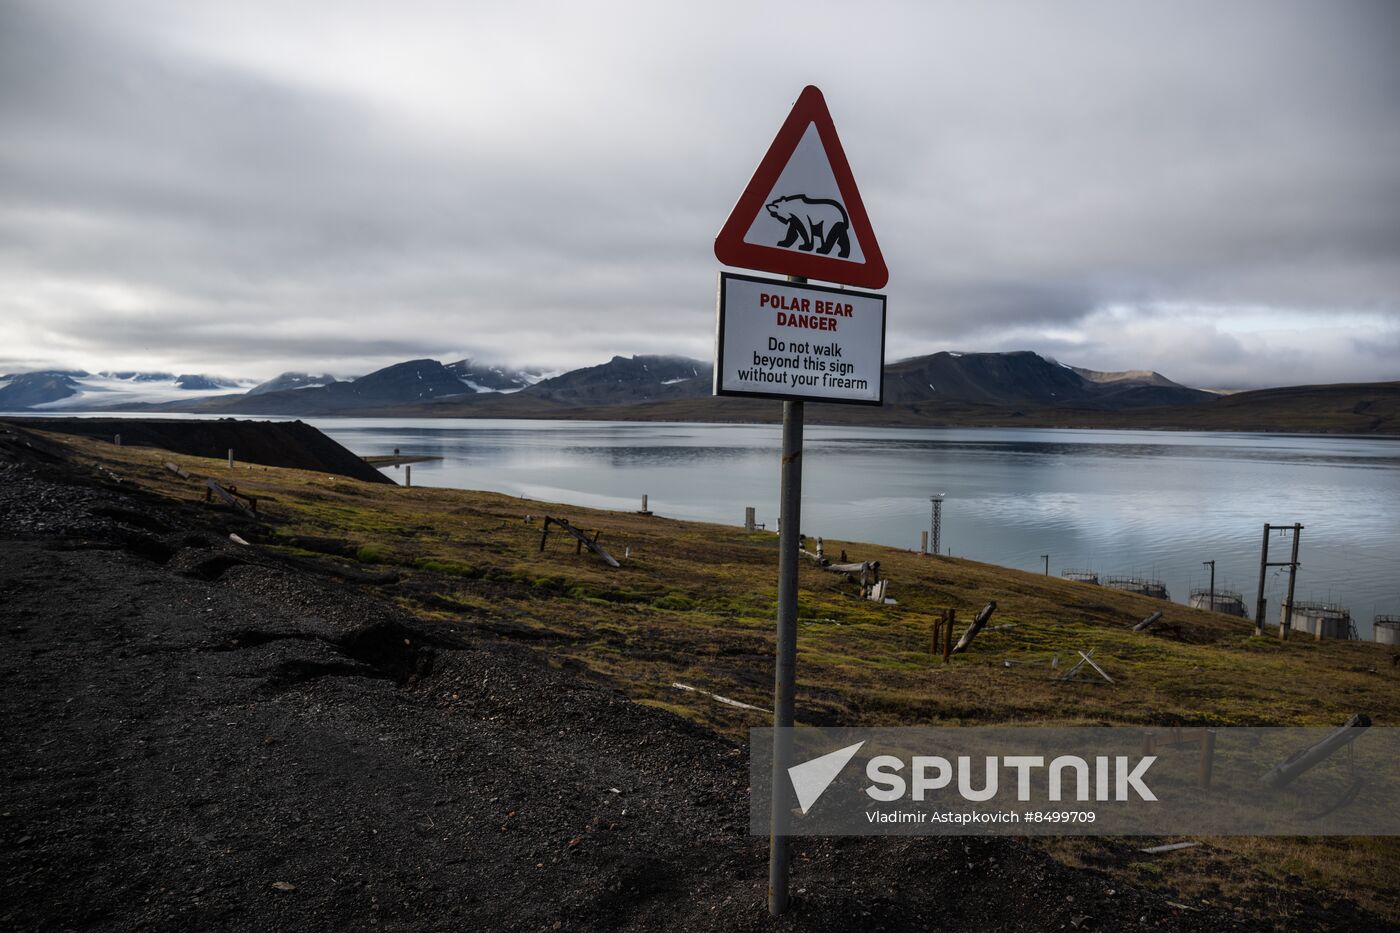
712,86 -> 888,918
768,321 -> 804,912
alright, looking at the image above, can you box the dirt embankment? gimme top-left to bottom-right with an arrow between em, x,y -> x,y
1,417 -> 392,484
0,425 -> 1339,931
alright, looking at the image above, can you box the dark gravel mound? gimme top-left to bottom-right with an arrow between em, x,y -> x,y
2,416 -> 391,484
0,427 -> 1354,931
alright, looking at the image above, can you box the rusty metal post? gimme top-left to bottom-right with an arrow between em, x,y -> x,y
1254,524 -> 1271,637
1280,524 -> 1302,641
943,608 -> 954,663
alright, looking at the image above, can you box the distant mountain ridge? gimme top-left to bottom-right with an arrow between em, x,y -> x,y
0,351 -> 1216,415
17,351 -> 1393,436
246,372 -> 340,396
883,351 -> 1213,410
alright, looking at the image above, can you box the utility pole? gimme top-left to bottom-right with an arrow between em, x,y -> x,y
1281,524 -> 1302,641
1041,554 -> 1049,576
1254,523 -> 1304,638
1203,560 -> 1215,613
929,494 -> 944,558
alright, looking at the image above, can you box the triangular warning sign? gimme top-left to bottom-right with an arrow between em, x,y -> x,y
715,86 -> 888,289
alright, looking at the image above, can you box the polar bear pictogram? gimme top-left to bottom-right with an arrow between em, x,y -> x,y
765,194 -> 852,258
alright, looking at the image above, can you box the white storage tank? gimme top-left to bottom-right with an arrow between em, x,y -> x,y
1374,616 -> 1400,646
1280,601 -> 1352,640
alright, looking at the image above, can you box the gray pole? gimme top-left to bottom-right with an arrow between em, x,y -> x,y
1254,524 -> 1271,636
929,495 -> 943,557
769,277 -> 806,917
1281,524 -> 1302,641
1204,560 -> 1215,613
1042,554 -> 1049,576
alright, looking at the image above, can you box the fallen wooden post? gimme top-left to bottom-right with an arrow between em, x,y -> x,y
1077,649 -> 1115,684
1133,610 -> 1165,632
538,516 -> 620,568
672,682 -> 769,713
1143,728 -> 1217,787
1139,842 -> 1200,855
163,461 -> 191,480
204,479 -> 258,519
1058,648 -> 1096,682
1260,713 -> 1370,789
951,601 -> 998,654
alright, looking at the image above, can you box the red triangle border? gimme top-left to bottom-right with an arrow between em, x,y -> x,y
714,86 -> 888,290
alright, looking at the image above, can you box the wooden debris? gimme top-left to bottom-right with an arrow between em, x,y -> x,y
163,461 -> 191,480
1078,650 -> 1115,684
802,537 -> 890,602
1058,648 -> 1114,684
932,609 -> 955,663
1260,713 -> 1370,789
1142,728 -> 1217,787
671,682 -> 768,713
1133,610 -> 1164,632
1139,842 -> 1200,854
951,601 -> 998,654
539,516 -> 620,568
204,479 -> 258,518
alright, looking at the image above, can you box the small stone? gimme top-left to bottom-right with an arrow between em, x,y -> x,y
271,881 -> 296,893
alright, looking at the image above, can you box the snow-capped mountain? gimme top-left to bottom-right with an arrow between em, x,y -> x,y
444,359 -> 554,394
245,372 -> 341,396
0,370 -> 252,411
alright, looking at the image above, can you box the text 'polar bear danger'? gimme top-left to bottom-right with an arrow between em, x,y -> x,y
715,273 -> 886,406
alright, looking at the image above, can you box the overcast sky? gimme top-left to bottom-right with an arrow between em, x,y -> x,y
2,1 -> 1398,388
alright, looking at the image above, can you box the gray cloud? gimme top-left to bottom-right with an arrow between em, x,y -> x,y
1,0 -> 1397,387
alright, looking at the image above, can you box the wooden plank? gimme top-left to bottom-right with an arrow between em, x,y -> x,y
672,682 -> 769,713
540,516 -> 620,568
204,479 -> 257,519
1133,610 -> 1164,632
1057,648 -> 1095,681
951,601 -> 998,654
1078,650 -> 1116,684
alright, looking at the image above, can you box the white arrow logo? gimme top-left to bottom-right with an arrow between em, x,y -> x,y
787,741 -> 865,814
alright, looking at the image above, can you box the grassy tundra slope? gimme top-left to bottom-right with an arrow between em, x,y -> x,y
58,433 -> 1400,924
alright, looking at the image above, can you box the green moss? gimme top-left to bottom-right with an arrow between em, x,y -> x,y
653,592 -> 694,611
356,543 -> 393,563
414,558 -> 481,578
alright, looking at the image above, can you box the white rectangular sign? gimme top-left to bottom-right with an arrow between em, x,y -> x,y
714,272 -> 886,406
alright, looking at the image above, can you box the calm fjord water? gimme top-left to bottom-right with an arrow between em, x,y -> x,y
312,419 -> 1400,636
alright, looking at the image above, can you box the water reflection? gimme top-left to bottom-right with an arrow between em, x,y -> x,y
312,418 -> 1400,633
